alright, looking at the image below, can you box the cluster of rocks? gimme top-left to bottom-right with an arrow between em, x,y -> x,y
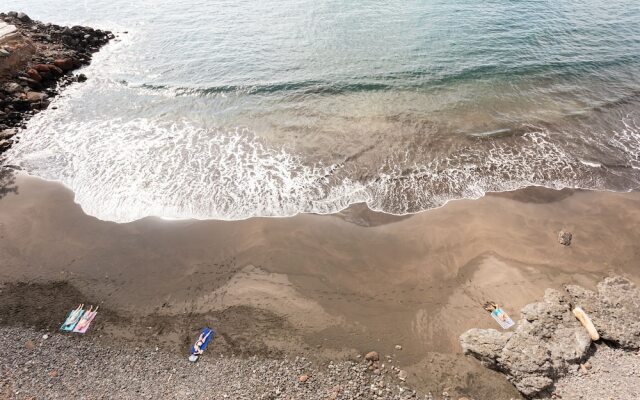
460,276 -> 640,398
363,351 -> 409,385
0,326 -> 433,400
0,12 -> 113,154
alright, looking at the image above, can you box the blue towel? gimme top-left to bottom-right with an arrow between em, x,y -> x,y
61,307 -> 85,332
191,327 -> 214,356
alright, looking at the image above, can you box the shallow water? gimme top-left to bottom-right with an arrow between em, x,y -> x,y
4,0 -> 640,221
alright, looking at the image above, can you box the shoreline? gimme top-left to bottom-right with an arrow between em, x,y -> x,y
7,166 -> 632,227
3,171 -> 640,398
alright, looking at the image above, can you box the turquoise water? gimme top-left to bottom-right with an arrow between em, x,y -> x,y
5,0 -> 640,221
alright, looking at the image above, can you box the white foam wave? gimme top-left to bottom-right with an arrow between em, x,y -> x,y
362,126 -> 601,214
7,93 -> 640,223
609,114 -> 640,169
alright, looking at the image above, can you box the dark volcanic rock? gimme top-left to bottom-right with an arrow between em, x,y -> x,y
53,58 -> 74,71
0,12 -> 113,155
460,276 -> 640,398
16,12 -> 31,22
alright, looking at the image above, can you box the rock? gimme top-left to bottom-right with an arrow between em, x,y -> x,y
25,91 -> 46,102
33,64 -> 51,73
365,351 -> 379,362
0,129 -> 16,140
27,68 -> 42,82
558,230 -> 572,246
462,277 -> 640,397
298,374 -> 308,383
398,370 -> 408,381
0,139 -> 11,152
565,276 -> 640,349
53,58 -> 74,72
459,329 -> 511,369
17,77 -> 42,90
460,288 -> 592,397
17,12 -> 31,22
4,82 -> 23,94
76,73 -> 87,82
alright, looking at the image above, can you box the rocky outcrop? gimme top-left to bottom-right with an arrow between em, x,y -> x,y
459,276 -> 640,398
0,12 -> 114,155
566,276 -> 640,350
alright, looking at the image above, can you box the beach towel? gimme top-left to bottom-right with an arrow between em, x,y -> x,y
189,327 -> 214,362
491,307 -> 515,329
61,304 -> 84,332
72,306 -> 98,333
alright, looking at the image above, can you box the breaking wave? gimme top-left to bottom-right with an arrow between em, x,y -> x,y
8,99 -> 640,223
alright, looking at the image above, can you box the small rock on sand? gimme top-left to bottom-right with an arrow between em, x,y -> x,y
398,370 -> 408,381
365,351 -> 379,362
558,230 -> 572,246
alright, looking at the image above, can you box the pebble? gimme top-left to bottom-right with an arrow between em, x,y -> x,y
558,230 -> 572,246
0,326 -> 427,400
398,370 -> 408,381
365,351 -> 380,362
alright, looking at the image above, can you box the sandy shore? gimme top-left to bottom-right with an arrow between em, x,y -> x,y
2,170 -> 640,398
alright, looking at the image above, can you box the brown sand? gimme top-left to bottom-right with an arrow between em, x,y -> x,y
2,171 -> 640,399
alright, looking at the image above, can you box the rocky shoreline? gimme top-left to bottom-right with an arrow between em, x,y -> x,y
460,276 -> 640,399
0,11 -> 113,154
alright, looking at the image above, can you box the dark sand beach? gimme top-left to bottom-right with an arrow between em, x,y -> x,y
2,170 -> 640,398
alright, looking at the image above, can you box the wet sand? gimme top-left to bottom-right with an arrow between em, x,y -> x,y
2,170 -> 640,398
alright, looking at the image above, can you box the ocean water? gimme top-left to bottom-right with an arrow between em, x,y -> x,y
4,0 -> 640,221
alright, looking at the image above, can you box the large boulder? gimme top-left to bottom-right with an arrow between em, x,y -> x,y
461,276 -> 640,398
565,276 -> 640,349
460,288 -> 593,397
